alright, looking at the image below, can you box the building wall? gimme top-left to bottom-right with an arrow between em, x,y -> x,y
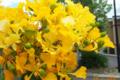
107,17 -> 120,54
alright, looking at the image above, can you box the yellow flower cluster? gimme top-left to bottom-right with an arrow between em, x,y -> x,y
0,0 -> 114,80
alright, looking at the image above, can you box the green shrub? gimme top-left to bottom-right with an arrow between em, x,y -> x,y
79,51 -> 108,69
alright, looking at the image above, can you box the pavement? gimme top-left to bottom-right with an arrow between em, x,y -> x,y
73,73 -> 120,80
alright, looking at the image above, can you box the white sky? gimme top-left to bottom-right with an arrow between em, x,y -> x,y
0,0 -> 25,7
107,0 -> 120,18
0,0 -> 120,18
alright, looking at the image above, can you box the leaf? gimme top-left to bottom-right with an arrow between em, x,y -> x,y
24,43 -> 32,49
7,62 -> 15,71
24,30 -> 36,38
39,69 -> 46,77
0,65 -> 4,80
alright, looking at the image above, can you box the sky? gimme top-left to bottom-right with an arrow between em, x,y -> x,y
0,0 -> 120,18
107,0 -> 120,18
0,0 -> 25,7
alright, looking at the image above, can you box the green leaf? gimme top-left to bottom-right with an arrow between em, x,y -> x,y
24,43 -> 32,49
83,40 -> 90,47
70,77 -> 74,80
41,64 -> 47,70
0,65 -> 5,80
97,41 -> 104,49
39,69 -> 46,77
101,32 -> 107,37
24,30 -> 36,37
7,62 -> 15,71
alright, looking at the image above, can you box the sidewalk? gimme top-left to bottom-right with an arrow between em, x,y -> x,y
73,73 -> 120,80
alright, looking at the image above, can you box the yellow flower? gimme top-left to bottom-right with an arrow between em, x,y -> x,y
4,70 -> 14,80
43,0 -> 57,5
0,19 -> 9,31
61,16 -> 75,27
88,27 -> 101,40
24,75 -> 31,80
0,19 -> 12,35
58,72 -> 71,80
71,66 -> 87,79
0,56 -> 5,65
65,0 -> 74,5
26,48 -> 35,64
40,52 -> 56,69
9,23 -> 23,34
102,35 -> 115,48
4,34 -> 20,46
56,52 -> 77,72
33,0 -> 57,5
50,3 -> 67,22
36,6 -> 51,20
3,48 -> 12,56
44,73 -> 57,80
16,52 -> 27,73
80,42 -> 98,52
25,1 -> 51,20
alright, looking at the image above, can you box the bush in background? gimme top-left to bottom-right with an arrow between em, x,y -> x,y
79,51 -> 108,69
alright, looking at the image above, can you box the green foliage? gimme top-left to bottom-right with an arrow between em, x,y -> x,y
39,69 -> 46,77
79,51 -> 108,69
0,65 -> 4,80
57,0 -> 65,2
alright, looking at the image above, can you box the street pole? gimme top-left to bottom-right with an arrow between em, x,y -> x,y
113,0 -> 120,72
